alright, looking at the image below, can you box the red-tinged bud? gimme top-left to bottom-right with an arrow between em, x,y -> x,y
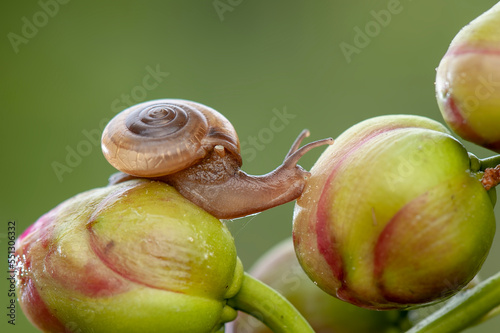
436,2 -> 500,151
15,179 -> 243,333
227,238 -> 404,333
406,276 -> 481,326
293,115 -> 495,310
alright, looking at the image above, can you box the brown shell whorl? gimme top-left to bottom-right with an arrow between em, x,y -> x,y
101,99 -> 241,178
125,103 -> 195,138
177,100 -> 241,165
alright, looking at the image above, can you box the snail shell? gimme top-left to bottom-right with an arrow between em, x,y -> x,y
101,99 -> 241,177
101,99 -> 333,219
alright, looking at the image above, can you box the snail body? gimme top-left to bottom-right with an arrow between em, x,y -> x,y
102,99 -> 333,219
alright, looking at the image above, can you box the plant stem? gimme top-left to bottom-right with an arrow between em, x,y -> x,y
476,304 -> 500,325
406,271 -> 500,333
227,273 -> 314,333
479,155 -> 500,170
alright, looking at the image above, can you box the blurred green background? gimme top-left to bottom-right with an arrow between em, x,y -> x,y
1,0 -> 500,332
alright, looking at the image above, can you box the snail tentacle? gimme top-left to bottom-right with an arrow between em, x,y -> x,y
162,131 -> 333,219
102,99 -> 332,219
285,129 -> 310,159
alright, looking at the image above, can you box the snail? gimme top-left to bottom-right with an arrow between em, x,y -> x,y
101,99 -> 333,219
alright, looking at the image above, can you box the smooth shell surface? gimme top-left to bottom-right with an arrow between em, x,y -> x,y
102,99 -> 241,177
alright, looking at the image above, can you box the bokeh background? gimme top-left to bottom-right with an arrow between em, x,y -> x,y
1,0 -> 500,332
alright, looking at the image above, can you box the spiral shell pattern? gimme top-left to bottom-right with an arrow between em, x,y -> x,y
102,99 -> 240,177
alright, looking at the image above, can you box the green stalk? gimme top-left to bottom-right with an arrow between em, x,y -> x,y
406,271 -> 500,333
476,304 -> 500,325
479,155 -> 500,170
227,273 -> 314,333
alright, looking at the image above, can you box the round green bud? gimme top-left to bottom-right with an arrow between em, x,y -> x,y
293,115 -> 495,310
227,238 -> 404,333
15,179 -> 243,333
436,3 -> 500,151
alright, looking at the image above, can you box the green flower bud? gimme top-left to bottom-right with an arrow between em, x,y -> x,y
15,179 -> 243,333
293,115 -> 495,310
227,238 -> 404,333
436,2 -> 500,151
